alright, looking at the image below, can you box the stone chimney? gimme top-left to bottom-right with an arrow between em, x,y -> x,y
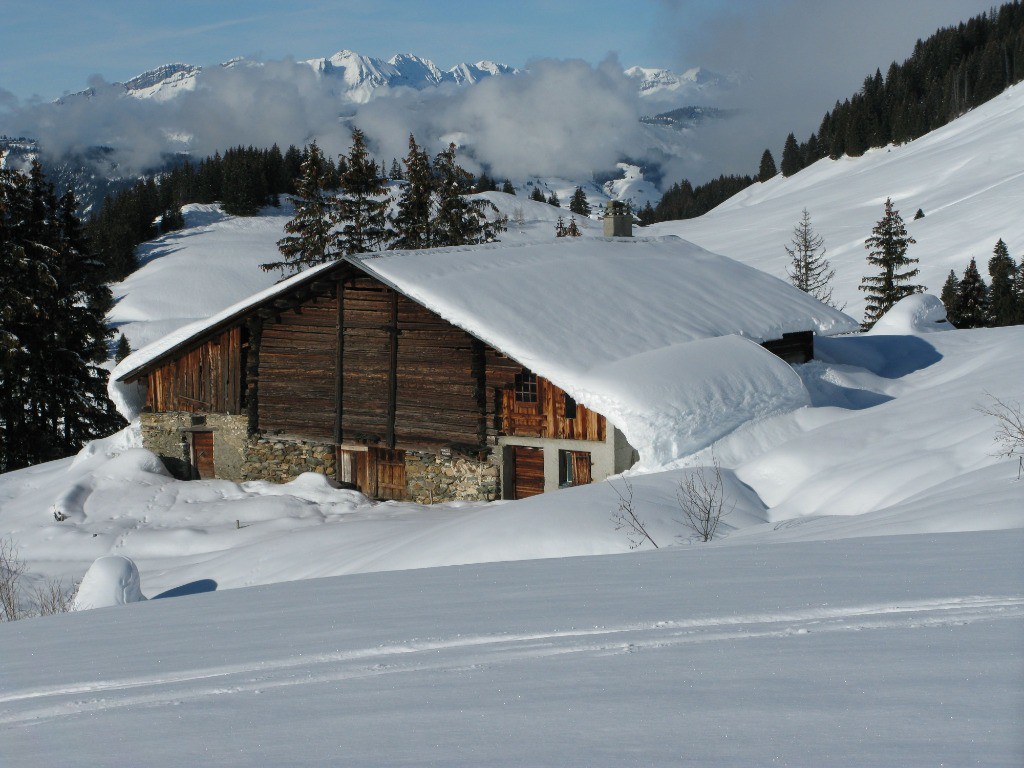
603,200 -> 632,237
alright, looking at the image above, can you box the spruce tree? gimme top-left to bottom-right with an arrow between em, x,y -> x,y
954,257 -> 990,328
1016,256 -> 1024,324
115,333 -> 132,363
569,187 -> 591,217
859,197 -> 921,329
0,162 -> 124,471
261,141 -> 338,275
781,133 -> 803,177
940,269 -> 961,326
160,206 -> 185,234
529,187 -> 546,203
758,149 -> 777,182
430,143 -> 503,247
546,191 -> 560,207
988,238 -> 1018,326
785,208 -> 836,306
390,134 -> 435,251
501,179 -> 516,195
336,129 -> 393,255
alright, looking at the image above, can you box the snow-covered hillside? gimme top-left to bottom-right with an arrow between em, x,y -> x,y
652,82 -> 1024,322
1,73 -> 1022,767
2,529 -> 1019,766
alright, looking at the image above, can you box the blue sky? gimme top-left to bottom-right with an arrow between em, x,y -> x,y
4,0 -> 995,102
3,0 -> 709,100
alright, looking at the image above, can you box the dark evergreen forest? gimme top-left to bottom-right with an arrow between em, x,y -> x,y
652,2 -> 1024,223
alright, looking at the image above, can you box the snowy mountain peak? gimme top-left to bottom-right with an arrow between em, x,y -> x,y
625,64 -> 735,100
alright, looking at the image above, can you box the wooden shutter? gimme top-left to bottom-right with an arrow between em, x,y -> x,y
570,451 -> 592,486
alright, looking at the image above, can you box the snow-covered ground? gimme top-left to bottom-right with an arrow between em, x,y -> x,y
2,530 -> 1021,765
649,82 -> 1024,324
2,80 -> 1023,766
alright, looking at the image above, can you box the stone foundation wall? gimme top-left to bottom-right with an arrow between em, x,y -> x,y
140,412 -> 248,481
140,414 -> 497,503
405,451 -> 500,504
243,437 -> 337,483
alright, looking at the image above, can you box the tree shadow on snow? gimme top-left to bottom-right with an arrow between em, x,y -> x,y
152,579 -> 218,599
814,334 -> 943,379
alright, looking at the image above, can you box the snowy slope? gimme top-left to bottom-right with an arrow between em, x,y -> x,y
1,85 -> 1022,763
652,82 -> 1024,323
1,530 -> 1020,766
108,204 -> 291,354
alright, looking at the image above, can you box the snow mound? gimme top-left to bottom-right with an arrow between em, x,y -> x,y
73,555 -> 147,611
580,335 -> 811,469
867,293 -> 955,335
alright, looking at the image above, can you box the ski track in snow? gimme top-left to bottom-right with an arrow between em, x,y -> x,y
3,594 -> 1019,727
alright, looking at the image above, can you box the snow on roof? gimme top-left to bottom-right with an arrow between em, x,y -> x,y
348,236 -> 855,376
112,259 -> 340,383
348,236 -> 853,465
114,236 -> 855,464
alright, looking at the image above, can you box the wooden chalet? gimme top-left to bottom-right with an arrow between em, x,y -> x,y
114,237 -> 857,502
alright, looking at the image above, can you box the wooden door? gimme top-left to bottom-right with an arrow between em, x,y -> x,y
356,447 -> 406,500
191,431 -> 215,479
511,446 -> 545,499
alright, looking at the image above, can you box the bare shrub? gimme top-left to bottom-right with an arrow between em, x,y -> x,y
611,477 -> 659,549
978,393 -> 1024,478
676,450 -> 734,543
0,536 -> 78,621
35,578 -> 79,616
0,536 -> 28,621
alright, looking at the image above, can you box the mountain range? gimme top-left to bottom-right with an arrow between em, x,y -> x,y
0,50 -> 738,214
58,50 -> 730,107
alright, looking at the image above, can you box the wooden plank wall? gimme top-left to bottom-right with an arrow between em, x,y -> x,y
393,293 -> 481,448
145,327 -> 243,414
258,294 -> 338,440
498,376 -> 605,441
340,279 -> 392,444
339,277 -> 482,449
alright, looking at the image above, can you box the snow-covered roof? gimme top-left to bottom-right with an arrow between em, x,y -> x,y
112,258 -> 341,383
345,236 -> 855,465
347,236 -> 855,374
114,236 -> 857,464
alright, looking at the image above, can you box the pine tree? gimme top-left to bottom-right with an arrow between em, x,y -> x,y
389,158 -> 403,181
390,134 -> 435,251
546,191 -> 560,207
0,162 -> 124,471
161,206 -> 185,234
430,143 -> 504,247
638,200 -> 656,226
1016,256 -> 1024,324
475,172 -> 497,192
501,179 -> 516,195
568,187 -> 591,217
954,257 -> 990,328
336,129 -> 393,256
115,333 -> 132,363
940,269 -> 961,326
261,141 -> 338,275
785,208 -> 836,306
529,187 -> 546,203
988,238 -> 1018,326
859,197 -> 921,329
781,133 -> 804,177
758,149 -> 778,182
